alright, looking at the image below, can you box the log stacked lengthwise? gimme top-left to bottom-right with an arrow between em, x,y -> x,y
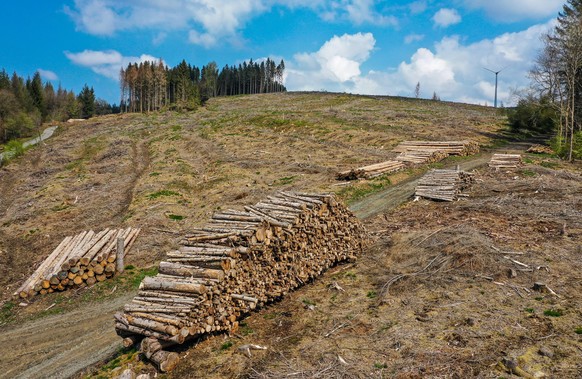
489,154 -> 523,169
394,140 -> 480,165
14,228 -> 140,299
336,160 -> 404,180
114,192 -> 367,372
415,169 -> 474,202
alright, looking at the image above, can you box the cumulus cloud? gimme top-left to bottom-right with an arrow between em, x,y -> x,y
433,8 -> 461,28
37,69 -> 59,81
65,0 -> 398,47
286,32 -> 376,91
463,0 -> 563,21
65,49 -> 160,80
285,21 -> 554,106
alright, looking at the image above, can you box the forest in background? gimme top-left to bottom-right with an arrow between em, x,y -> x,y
0,69 -> 116,144
514,0 -> 582,160
120,58 -> 286,113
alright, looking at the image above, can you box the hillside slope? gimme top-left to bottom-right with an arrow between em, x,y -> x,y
0,92 -> 506,299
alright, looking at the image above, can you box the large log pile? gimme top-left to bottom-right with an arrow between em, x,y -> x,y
393,140 -> 480,157
415,169 -> 473,202
14,228 -> 140,299
114,192 -> 367,372
336,160 -> 404,180
489,154 -> 523,169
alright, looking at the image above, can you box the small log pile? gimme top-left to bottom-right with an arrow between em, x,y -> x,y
14,228 -> 140,299
415,169 -> 473,201
527,144 -> 554,155
393,140 -> 480,157
396,149 -> 449,164
336,160 -> 404,180
489,154 -> 522,169
115,192 -> 367,372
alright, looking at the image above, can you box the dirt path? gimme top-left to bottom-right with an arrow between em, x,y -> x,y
349,152 -> 492,219
0,143 -> 531,379
0,293 -> 135,379
350,142 -> 531,219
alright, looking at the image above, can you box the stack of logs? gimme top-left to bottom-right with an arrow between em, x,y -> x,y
415,169 -> 474,202
114,192 -> 367,372
527,144 -> 554,155
489,154 -> 523,169
396,149 -> 449,164
393,140 -> 480,165
15,228 -> 140,299
337,160 -> 404,180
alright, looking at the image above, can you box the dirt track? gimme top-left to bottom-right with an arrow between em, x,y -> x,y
0,293 -> 134,379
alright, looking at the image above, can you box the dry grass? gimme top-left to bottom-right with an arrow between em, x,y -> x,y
0,92 -> 506,304
162,163 -> 582,379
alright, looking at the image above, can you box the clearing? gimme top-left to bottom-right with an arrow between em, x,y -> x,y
1,92 -> 579,378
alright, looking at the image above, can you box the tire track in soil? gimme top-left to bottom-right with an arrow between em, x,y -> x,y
111,140 -> 151,221
0,293 -> 135,379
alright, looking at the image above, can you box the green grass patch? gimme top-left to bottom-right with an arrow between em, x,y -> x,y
543,309 -> 563,317
274,175 -> 297,186
167,214 -> 185,221
51,203 -> 71,212
524,308 -> 535,314
374,363 -> 388,369
149,171 -> 161,177
336,175 -> 392,204
367,291 -> 377,299
345,271 -> 357,279
0,301 -> 16,324
540,161 -> 559,169
220,341 -> 233,350
147,190 -> 181,199
520,169 -> 537,177
239,322 -> 254,336
575,327 -> 582,335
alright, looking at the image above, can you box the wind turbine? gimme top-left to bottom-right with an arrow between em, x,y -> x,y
483,67 -> 503,108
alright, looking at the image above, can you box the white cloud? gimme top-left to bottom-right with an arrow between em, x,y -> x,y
409,1 -> 427,15
463,0 -> 563,21
65,0 -> 398,47
37,69 -> 58,81
433,8 -> 461,28
65,50 -> 160,80
404,33 -> 425,44
342,0 -> 399,26
286,32 -> 376,91
285,21 -> 554,106
152,32 -> 168,46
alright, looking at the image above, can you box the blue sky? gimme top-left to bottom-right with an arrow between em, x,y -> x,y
1,0 -> 565,106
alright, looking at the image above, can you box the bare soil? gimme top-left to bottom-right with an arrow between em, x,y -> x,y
4,93 -> 575,378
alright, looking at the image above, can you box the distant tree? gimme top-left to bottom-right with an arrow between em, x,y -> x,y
0,69 -> 10,90
29,72 -> 46,120
415,82 -> 420,98
77,84 -> 95,118
432,91 -> 441,101
94,98 -> 113,115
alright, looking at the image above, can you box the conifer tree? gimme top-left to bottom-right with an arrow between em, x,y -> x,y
78,84 -> 95,118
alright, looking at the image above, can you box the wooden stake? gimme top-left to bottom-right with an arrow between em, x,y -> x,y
116,236 -> 125,274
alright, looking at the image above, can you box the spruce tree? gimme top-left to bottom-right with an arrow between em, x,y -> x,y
78,84 -> 95,118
